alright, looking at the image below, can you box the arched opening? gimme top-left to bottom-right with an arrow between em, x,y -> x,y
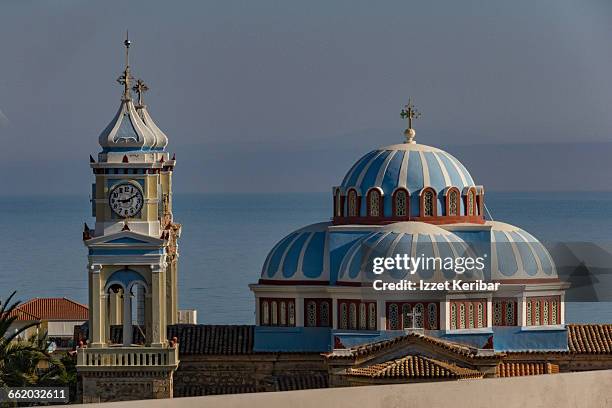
447,188 -> 460,216
347,189 -> 359,217
366,189 -> 382,217
334,189 -> 343,217
421,188 -> 436,217
465,188 -> 477,216
393,189 -> 409,217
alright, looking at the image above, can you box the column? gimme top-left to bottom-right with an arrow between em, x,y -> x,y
295,294 -> 304,327
108,290 -> 123,325
89,264 -> 105,348
332,298 -> 338,329
123,289 -> 133,346
376,299 -> 386,330
151,264 -> 167,347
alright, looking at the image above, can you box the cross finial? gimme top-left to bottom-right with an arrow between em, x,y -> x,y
133,79 -> 149,107
116,31 -> 133,101
400,98 -> 421,143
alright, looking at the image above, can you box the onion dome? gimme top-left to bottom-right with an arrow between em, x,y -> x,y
98,99 -> 157,151
260,222 -> 330,283
336,222 -> 484,285
489,221 -> 556,280
97,37 -> 165,152
133,79 -> 169,150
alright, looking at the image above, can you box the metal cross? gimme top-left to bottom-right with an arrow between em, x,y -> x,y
407,308 -> 422,329
400,98 -> 421,129
133,79 -> 149,107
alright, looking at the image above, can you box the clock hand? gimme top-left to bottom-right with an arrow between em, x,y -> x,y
119,194 -> 138,203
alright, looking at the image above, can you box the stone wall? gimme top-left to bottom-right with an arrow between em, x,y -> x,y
73,369 -> 612,408
80,370 -> 174,403
173,353 -> 327,396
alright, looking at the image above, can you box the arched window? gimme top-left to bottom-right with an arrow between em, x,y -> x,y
349,303 -> 358,329
526,301 -> 532,326
367,189 -> 382,217
459,304 -> 466,329
505,301 -> 515,325
306,301 -> 317,327
551,301 -> 558,325
428,303 -> 438,329
394,189 -> 408,217
335,189 -> 343,217
368,303 -> 377,330
466,189 -> 476,216
448,189 -> 459,216
347,189 -> 359,217
414,303 -> 424,328
402,304 -> 412,329
280,301 -> 287,325
422,189 -> 435,217
340,303 -> 348,329
388,303 -> 399,330
468,303 -> 475,328
288,302 -> 296,326
271,301 -> 278,325
493,301 -> 502,325
450,303 -> 457,330
359,303 -> 367,329
262,301 -> 269,325
321,301 -> 330,327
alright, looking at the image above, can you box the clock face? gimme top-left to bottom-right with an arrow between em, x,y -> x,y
108,183 -> 144,218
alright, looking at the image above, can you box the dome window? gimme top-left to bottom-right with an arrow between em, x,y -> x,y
367,189 -> 382,217
393,189 -> 409,217
347,189 -> 359,217
421,188 -> 436,217
447,188 -> 459,216
334,189 -> 343,217
466,188 -> 476,216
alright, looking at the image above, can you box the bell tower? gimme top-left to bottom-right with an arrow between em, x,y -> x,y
77,35 -> 181,403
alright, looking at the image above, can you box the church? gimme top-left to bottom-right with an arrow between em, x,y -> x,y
75,38 -> 612,402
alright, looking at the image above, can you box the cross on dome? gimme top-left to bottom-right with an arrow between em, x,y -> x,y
400,98 -> 421,143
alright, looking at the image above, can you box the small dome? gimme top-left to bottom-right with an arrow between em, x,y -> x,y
98,99 -> 160,151
138,105 -> 169,150
339,143 -> 476,217
261,222 -> 330,282
488,221 -> 556,280
336,222 -> 484,285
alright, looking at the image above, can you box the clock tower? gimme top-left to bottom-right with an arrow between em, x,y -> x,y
77,36 -> 181,402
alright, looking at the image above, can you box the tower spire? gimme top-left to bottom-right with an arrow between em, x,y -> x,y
400,98 -> 421,143
116,31 -> 133,101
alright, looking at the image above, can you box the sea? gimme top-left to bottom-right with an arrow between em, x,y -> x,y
1,191 -> 612,324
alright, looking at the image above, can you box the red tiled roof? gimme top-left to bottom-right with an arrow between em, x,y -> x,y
497,362 -> 559,377
325,332 -> 502,360
11,298 -> 88,321
346,355 -> 483,380
568,324 -> 612,354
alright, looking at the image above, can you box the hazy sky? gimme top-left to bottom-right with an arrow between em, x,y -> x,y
2,0 -> 612,194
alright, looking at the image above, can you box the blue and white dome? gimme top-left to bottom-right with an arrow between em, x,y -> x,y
489,221 -> 556,280
340,143 -> 476,217
336,222 -> 484,285
261,222 -> 330,283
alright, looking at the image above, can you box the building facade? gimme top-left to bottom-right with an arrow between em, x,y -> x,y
76,36 -> 181,403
